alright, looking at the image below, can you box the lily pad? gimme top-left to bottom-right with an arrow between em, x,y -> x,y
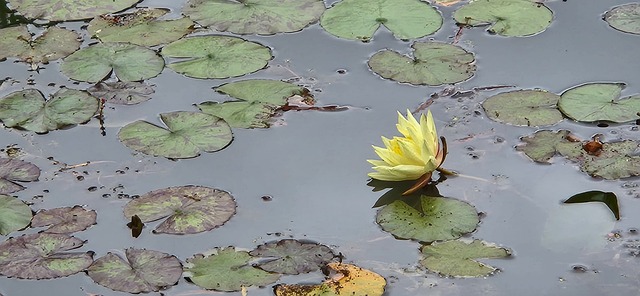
61,42 -> 164,83
183,0 -> 325,35
604,3 -> 640,35
0,25 -> 80,67
0,194 -> 31,235
250,239 -> 335,275
482,89 -> 563,126
6,0 -> 138,21
161,35 -> 272,79
118,111 -> 232,159
453,0 -> 553,37
198,101 -> 277,128
558,82 -> 640,123
184,246 -> 280,292
376,195 -> 479,243
320,0 -> 442,42
516,130 -> 572,163
564,190 -> 620,220
87,81 -> 154,105
0,88 -> 99,133
0,157 -> 39,194
88,8 -> 194,46
123,185 -> 236,234
31,206 -> 97,233
419,239 -> 511,277
274,262 -> 386,296
368,41 -> 476,86
0,233 -> 93,279
556,139 -> 640,180
87,248 -> 182,293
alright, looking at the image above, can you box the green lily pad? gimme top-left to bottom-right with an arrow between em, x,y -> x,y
556,140 -> 640,180
419,239 -> 511,277
453,0 -> 553,37
0,194 -> 31,235
61,42 -> 165,83
564,191 -> 620,220
0,233 -> 93,279
482,89 -> 563,126
87,81 -> 154,105
118,111 -> 232,159
376,196 -> 479,243
0,88 -> 99,133
6,0 -> 138,21
87,248 -> 181,293
250,239 -> 335,275
184,246 -> 280,292
604,3 -> 640,35
368,41 -> 476,86
161,35 -> 272,79
88,8 -> 194,46
515,130 -> 571,163
0,25 -> 80,67
31,206 -> 97,233
123,185 -> 236,234
558,82 -> 640,123
198,101 -> 277,128
0,157 -> 39,194
320,0 -> 442,42
183,0 -> 325,35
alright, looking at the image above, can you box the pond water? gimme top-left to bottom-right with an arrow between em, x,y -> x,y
1,0 -> 640,295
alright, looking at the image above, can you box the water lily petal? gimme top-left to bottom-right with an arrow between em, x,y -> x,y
396,110 -> 423,143
421,110 -> 438,154
369,164 -> 427,181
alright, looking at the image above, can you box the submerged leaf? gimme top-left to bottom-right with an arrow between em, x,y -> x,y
31,206 -> 97,233
250,239 -> 335,274
419,239 -> 511,277
0,157 -> 40,194
453,0 -> 553,37
0,194 -> 32,235
87,81 -> 154,105
0,25 -> 80,66
564,191 -> 620,220
482,90 -> 563,126
558,82 -> 640,123
6,0 -> 138,21
604,3 -> 640,35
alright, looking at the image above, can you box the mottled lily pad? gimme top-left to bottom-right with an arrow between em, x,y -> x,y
556,139 -> 640,180
419,239 -> 511,277
0,233 -> 93,279
31,206 -> 97,233
161,36 -> 272,79
183,0 -> 325,35
250,239 -> 335,275
320,0 -> 442,42
87,81 -> 154,105
564,191 -> 620,220
0,88 -> 99,133
184,246 -> 280,291
453,0 -> 553,37
482,89 -> 563,126
198,101 -> 277,128
0,194 -> 32,235
0,157 -> 39,194
0,25 -> 80,67
87,248 -> 182,293
61,42 -> 164,83
604,3 -> 640,35
123,185 -> 236,234
6,0 -> 138,21
274,263 -> 386,296
558,82 -> 640,123
516,130 -> 571,163
368,41 -> 476,86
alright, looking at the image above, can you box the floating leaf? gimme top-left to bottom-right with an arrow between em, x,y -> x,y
250,239 -> 335,275
88,8 -> 194,46
0,157 -> 39,194
0,233 -> 93,279
0,88 -> 98,133
419,239 -> 511,277
564,190 -> 620,220
376,196 -> 479,243
556,140 -> 640,180
87,81 -> 154,105
515,130 -> 571,163
320,0 -> 442,42
604,3 -> 640,35
184,247 -> 280,292
183,0 -> 325,35
0,194 -> 31,235
61,42 -> 164,83
274,262 -> 386,296
198,101 -> 277,128
368,41 -> 475,86
118,111 -> 233,159
0,25 -> 80,67
31,206 -> 97,233
558,82 -> 640,123
482,90 -> 563,126
453,0 -> 553,37
123,185 -> 236,234
87,248 -> 182,293
6,0 -> 138,21
161,35 -> 272,79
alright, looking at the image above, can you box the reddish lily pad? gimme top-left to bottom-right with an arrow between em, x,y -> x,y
274,263 -> 386,296
250,239 -> 335,275
0,194 -> 32,235
0,157 -> 40,194
31,206 -> 97,233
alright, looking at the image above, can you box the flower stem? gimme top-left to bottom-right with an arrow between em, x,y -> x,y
403,172 -> 432,195
436,167 -> 457,176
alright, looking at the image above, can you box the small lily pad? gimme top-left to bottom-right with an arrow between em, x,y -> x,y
87,248 -> 182,293
6,0 -> 138,21
556,139 -> 640,180
0,25 -> 80,67
564,190 -> 620,220
87,81 -> 154,105
0,88 -> 99,133
376,195 -> 479,243
61,42 -> 165,83
482,89 -> 563,126
31,206 -> 97,233
184,246 -> 280,292
183,0 -> 325,35
0,233 -> 93,279
368,41 -> 476,86
453,0 -> 553,37
604,3 -> 640,35
123,185 -> 236,234
320,0 -> 442,42
419,239 -> 511,277
161,35 -> 272,79
558,82 -> 640,123
0,194 -> 32,235
516,130 -> 572,163
0,157 -> 39,194
250,239 -> 335,275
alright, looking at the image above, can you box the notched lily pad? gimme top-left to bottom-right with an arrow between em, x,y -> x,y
87,248 -> 182,293
0,194 -> 32,235
604,3 -> 640,35
87,81 -> 154,105
31,206 -> 97,233
453,0 -> 553,37
250,239 -> 335,275
564,190 -> 620,220
0,157 -> 39,194
482,89 -> 563,126
0,25 -> 80,68
419,239 -> 511,277
123,185 -> 236,234
515,130 -> 571,163
558,82 -> 640,123
6,0 -> 138,21
556,139 -> 640,180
